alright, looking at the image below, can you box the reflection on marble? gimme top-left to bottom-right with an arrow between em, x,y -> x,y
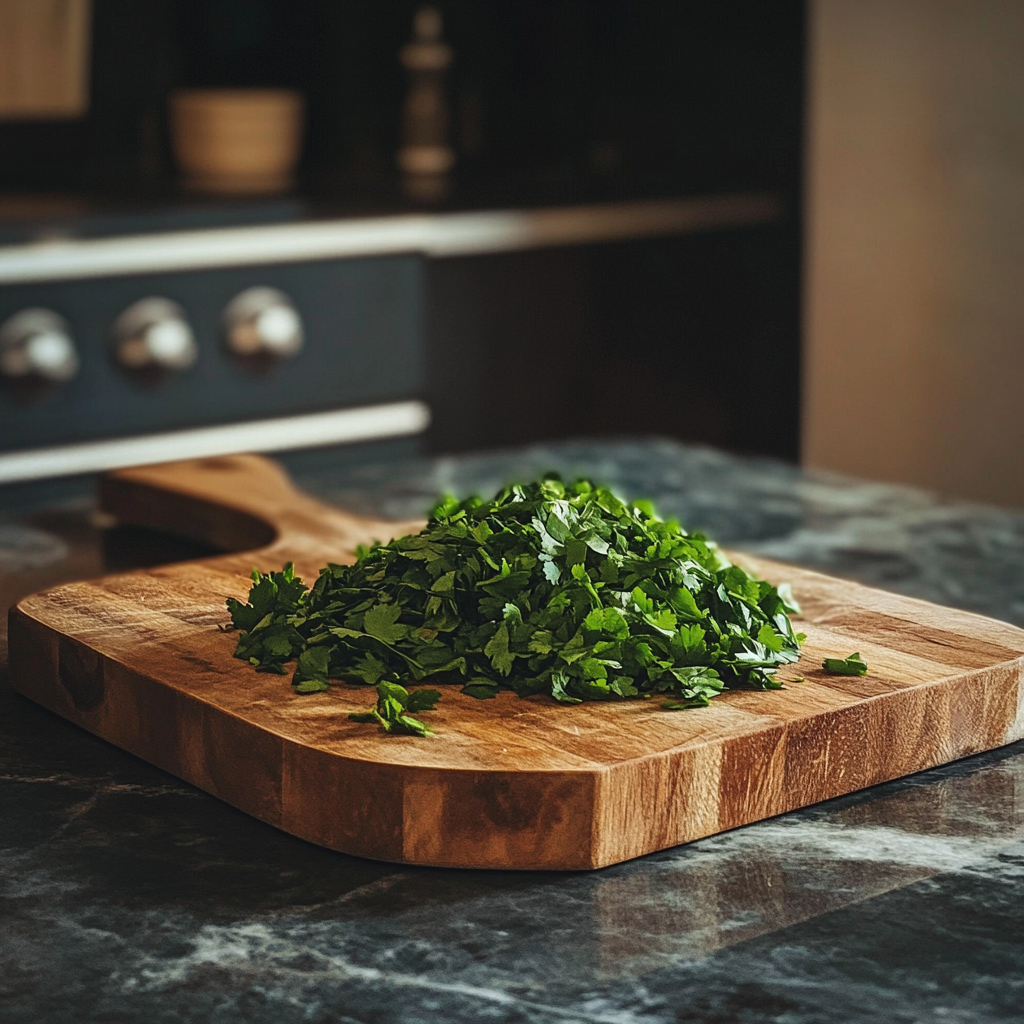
0,523 -> 70,571
4,438 -> 1024,1023
3,690 -> 1023,1024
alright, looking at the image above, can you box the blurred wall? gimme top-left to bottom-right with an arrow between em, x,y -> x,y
803,0 -> 1024,508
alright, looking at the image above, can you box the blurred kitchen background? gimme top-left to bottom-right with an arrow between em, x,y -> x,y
0,0 -> 1021,509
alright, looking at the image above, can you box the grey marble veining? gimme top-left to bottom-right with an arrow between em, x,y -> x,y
3,438 -> 1024,1024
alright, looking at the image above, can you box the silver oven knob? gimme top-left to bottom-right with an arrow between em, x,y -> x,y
114,298 -> 197,372
0,308 -> 80,383
223,287 -> 303,359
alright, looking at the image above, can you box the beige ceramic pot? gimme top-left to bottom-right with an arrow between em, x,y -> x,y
169,89 -> 305,195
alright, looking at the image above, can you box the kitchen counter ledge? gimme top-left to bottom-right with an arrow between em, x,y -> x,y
3,438 -> 1024,1024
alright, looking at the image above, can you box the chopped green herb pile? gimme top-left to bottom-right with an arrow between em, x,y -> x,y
821,652 -> 868,676
226,477 -> 806,735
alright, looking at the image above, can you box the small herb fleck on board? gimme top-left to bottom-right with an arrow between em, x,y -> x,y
822,652 -> 869,676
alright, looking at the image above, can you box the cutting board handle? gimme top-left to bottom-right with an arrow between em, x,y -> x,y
98,453 -> 424,572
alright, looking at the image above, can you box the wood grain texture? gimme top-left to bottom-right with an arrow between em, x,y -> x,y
9,454 -> 1024,869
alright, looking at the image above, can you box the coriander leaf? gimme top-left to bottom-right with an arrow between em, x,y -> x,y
462,681 -> 499,699
663,696 -> 712,710
757,622 -> 785,654
393,713 -> 434,737
550,669 -> 583,705
293,645 -> 330,689
406,687 -> 442,712
363,602 -> 408,644
609,676 -> 639,698
348,680 -> 439,736
822,652 -> 868,676
484,622 -> 515,675
777,582 -> 802,615
294,678 -> 331,694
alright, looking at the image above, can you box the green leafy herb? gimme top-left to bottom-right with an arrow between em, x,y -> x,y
226,477 -> 805,735
822,652 -> 868,676
225,563 -> 307,675
348,680 -> 441,736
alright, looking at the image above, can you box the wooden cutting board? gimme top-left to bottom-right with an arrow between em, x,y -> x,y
9,454 -> 1024,870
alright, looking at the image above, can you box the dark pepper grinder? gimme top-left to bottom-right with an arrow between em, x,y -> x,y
398,6 -> 454,203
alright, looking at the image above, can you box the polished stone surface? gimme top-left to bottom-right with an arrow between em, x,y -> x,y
3,439 -> 1024,1023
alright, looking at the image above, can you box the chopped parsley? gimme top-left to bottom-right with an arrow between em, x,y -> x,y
348,680 -> 441,737
822,652 -> 869,676
226,477 -> 806,736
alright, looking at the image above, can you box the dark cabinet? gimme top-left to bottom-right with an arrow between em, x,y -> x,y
425,220 -> 800,461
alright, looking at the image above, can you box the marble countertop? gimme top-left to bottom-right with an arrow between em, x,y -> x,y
3,438 -> 1024,1024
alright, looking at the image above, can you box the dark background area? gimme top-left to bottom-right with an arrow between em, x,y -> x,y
426,226 -> 801,459
0,0 -> 804,208
0,0 -> 805,463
